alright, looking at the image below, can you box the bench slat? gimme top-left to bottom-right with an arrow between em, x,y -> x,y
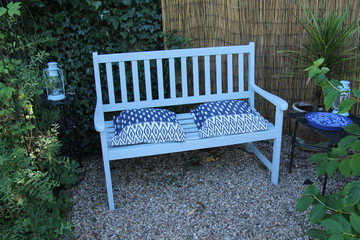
144,59 -> 152,101
238,53 -> 244,92
192,56 -> 199,97
106,63 -> 115,104
181,57 -> 188,97
119,61 -> 128,103
204,55 -> 211,95
227,54 -> 233,93
216,54 -> 222,94
156,59 -> 164,100
169,58 -> 176,98
131,60 -> 140,102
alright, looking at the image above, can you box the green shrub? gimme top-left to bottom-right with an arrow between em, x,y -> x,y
23,0 -> 164,154
1,2 -> 79,238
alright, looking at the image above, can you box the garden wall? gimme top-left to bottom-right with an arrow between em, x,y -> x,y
161,0 -> 360,133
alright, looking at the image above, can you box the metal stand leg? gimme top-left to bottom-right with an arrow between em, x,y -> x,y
322,174 -> 328,195
289,120 -> 299,173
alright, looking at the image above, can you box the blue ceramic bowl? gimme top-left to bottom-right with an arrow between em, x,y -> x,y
305,112 -> 353,131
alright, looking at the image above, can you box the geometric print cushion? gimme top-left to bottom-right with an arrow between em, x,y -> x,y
191,100 -> 268,138
110,108 -> 185,146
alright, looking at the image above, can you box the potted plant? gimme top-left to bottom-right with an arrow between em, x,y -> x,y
282,7 -> 360,112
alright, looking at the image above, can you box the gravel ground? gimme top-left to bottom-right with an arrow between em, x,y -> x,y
68,135 -> 350,239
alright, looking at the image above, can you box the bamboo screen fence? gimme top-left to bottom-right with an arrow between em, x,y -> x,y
161,0 -> 360,134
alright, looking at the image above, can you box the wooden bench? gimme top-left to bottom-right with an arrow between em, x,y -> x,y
93,42 -> 288,210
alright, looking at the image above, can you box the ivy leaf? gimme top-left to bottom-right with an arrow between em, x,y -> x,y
343,124 -> 360,135
339,135 -> 358,149
310,204 -> 327,224
343,181 -> 360,206
321,219 -> 343,234
7,2 -> 21,17
296,195 -> 314,212
324,90 -> 341,111
350,213 -> 360,233
306,229 -> 326,238
338,98 -> 357,114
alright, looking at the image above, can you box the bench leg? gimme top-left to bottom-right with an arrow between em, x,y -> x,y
103,159 -> 115,210
100,134 -> 115,210
271,137 -> 281,185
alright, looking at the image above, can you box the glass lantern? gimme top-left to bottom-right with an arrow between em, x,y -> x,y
332,80 -> 350,116
44,62 -> 65,101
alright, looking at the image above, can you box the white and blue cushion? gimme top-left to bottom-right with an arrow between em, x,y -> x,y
110,108 -> 185,146
191,100 -> 268,138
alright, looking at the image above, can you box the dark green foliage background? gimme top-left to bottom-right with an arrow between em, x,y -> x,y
24,0 -> 163,153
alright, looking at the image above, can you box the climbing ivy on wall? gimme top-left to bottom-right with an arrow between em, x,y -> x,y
23,0 -> 163,153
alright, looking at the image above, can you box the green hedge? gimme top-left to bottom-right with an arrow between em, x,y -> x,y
24,0 -> 163,153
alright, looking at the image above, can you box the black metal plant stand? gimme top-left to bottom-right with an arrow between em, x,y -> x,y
289,112 -> 360,195
43,94 -> 81,164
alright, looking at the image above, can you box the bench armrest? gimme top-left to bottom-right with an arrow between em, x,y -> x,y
250,83 -> 288,111
94,102 -> 105,132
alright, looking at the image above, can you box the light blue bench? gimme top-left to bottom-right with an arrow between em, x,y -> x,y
93,42 -> 288,210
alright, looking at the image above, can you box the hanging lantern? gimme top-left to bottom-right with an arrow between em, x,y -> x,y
44,62 -> 65,101
332,80 -> 351,116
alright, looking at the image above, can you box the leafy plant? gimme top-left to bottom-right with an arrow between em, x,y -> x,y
297,59 -> 360,239
1,2 -> 79,239
279,6 -> 360,109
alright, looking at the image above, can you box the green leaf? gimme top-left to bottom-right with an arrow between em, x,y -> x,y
338,98 -> 357,114
324,90 -> 341,111
328,235 -> 344,240
306,228 -> 326,238
309,67 -> 321,79
310,204 -> 327,224
339,158 -> 352,176
312,153 -> 328,163
316,159 -> 327,176
304,185 -> 321,196
352,140 -> 360,152
350,213 -> 360,233
296,195 -> 314,212
321,219 -> 343,234
325,159 -> 339,178
332,214 -> 351,233
343,181 -> 360,206
350,154 -> 360,176
7,2 -> 21,17
353,88 -> 360,99
339,135 -> 359,149
343,124 -> 360,135
0,7 -> 7,17
314,58 -> 325,67
321,67 -> 330,74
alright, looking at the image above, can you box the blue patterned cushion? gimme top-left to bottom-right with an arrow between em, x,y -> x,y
110,108 -> 185,146
191,100 -> 268,138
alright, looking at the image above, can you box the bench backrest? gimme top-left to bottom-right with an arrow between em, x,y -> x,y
93,42 -> 256,113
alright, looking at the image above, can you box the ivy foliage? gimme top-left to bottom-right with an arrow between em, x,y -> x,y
23,0 -> 163,153
297,58 -> 360,239
1,2 -> 79,239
